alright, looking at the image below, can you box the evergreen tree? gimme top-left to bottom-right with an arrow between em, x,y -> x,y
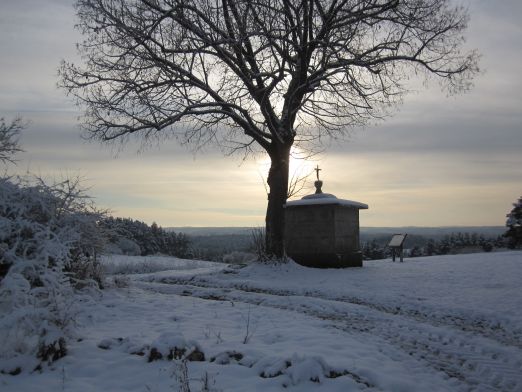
362,240 -> 386,260
437,236 -> 451,255
479,236 -> 493,252
99,217 -> 191,257
425,240 -> 436,256
409,246 -> 423,258
505,196 -> 522,249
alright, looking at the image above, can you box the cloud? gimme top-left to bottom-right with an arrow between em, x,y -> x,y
1,0 -> 521,227
0,0 -> 80,112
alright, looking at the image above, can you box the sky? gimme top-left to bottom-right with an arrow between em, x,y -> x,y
0,0 -> 521,228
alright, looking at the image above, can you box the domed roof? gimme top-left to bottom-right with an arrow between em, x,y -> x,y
284,173 -> 368,209
285,194 -> 368,209
302,192 -> 338,200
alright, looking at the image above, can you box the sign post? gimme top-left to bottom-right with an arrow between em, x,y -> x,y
388,234 -> 407,262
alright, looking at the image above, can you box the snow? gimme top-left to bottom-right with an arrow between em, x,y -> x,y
285,193 -> 368,209
1,251 -> 522,391
102,254 -> 224,275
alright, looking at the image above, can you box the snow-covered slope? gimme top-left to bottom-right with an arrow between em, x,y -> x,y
2,252 -> 521,391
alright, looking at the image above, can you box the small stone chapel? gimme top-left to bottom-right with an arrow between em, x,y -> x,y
284,166 -> 368,268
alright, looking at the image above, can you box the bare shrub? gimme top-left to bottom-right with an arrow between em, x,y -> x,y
0,117 -> 24,164
250,227 -> 269,262
250,227 -> 286,264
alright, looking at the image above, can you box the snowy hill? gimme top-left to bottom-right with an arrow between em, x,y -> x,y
2,252 -> 521,391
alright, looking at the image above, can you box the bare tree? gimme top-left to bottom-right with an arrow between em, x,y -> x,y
59,0 -> 478,258
0,117 -> 24,164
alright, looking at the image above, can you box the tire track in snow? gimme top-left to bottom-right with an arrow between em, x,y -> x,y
336,317 -> 522,392
143,275 -> 522,349
135,277 -> 522,392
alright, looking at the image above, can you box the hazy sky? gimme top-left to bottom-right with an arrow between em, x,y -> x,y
1,0 -> 521,228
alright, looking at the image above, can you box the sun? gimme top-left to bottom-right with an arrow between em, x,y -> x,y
254,146 -> 317,198
289,146 -> 316,177
256,146 -> 315,173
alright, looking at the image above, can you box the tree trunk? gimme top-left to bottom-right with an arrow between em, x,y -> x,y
265,144 -> 291,259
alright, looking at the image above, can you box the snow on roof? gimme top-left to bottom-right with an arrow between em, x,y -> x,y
285,194 -> 368,209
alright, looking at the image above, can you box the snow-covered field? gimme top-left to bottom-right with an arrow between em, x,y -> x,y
1,252 -> 521,391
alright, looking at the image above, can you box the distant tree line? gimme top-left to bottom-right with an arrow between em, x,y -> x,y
188,234 -> 254,262
99,217 -> 190,258
362,232 -> 510,261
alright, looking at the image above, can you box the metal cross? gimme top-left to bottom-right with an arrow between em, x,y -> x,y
314,165 -> 321,180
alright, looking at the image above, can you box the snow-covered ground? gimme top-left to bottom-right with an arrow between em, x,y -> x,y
1,252 -> 521,391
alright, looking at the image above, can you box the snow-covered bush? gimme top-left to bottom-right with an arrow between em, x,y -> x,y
105,237 -> 142,256
0,175 -> 105,373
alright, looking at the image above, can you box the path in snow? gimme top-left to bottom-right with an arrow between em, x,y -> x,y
134,273 -> 522,392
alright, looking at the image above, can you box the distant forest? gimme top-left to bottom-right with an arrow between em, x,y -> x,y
95,220 -> 515,262
101,217 -> 191,258
164,226 -> 509,262
99,222 -> 510,262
